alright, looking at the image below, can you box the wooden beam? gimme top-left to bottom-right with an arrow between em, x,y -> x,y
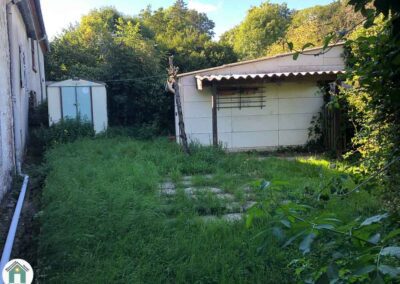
212,84 -> 218,147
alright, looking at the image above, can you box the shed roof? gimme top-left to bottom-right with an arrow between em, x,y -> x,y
47,79 -> 106,87
177,42 -> 345,78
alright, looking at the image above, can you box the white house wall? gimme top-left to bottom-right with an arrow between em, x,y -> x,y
0,0 -> 14,199
0,0 -> 46,200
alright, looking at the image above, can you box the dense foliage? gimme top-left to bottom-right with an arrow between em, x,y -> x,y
220,1 -> 362,59
341,0 -> 400,214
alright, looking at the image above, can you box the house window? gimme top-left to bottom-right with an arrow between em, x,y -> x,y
31,39 -> 37,72
19,46 -> 25,89
217,88 -> 266,110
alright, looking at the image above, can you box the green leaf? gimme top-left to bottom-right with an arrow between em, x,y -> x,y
378,265 -> 400,277
260,180 -> 270,190
299,233 -> 316,255
368,233 -> 381,244
272,226 -> 285,241
383,228 -> 400,242
360,213 -> 389,226
323,34 -> 334,50
380,246 -> 400,258
283,230 -> 305,248
354,265 -> 376,276
315,224 -> 335,230
292,52 -> 299,60
280,219 -> 291,228
301,43 -> 315,51
287,41 -> 293,51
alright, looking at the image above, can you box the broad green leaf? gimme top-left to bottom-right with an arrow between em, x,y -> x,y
299,233 -> 316,255
260,180 -> 271,190
360,213 -> 389,226
354,265 -> 376,276
378,265 -> 400,277
293,52 -> 299,60
272,227 -> 285,241
301,43 -> 314,51
283,230 -> 305,248
323,34 -> 334,50
383,228 -> 400,242
368,233 -> 381,244
322,217 -> 342,223
380,246 -> 400,258
287,41 -> 293,51
280,219 -> 291,228
315,224 -> 334,230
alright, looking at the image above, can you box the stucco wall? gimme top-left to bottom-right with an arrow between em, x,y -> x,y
8,3 -> 46,166
0,1 -> 46,200
0,0 -> 15,200
177,45 -> 344,151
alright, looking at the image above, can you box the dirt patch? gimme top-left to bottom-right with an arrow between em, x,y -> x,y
0,177 -> 23,252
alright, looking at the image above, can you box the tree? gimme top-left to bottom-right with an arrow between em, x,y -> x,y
267,1 -> 363,55
46,7 -> 170,130
139,0 -> 236,72
220,2 -> 292,59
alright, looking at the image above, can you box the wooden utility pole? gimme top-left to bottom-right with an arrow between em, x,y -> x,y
167,56 -> 190,155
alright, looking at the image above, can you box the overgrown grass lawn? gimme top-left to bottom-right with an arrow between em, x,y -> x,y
38,138 -> 380,283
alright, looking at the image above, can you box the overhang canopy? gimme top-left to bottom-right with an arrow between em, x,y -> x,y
195,70 -> 345,90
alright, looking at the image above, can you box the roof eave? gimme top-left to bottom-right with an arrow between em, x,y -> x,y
16,0 -> 49,53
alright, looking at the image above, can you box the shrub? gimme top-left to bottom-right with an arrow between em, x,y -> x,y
101,122 -> 162,140
31,118 -> 95,150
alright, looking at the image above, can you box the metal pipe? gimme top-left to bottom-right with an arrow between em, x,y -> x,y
0,174 -> 29,283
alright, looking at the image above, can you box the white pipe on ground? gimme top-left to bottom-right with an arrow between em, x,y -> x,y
0,174 -> 29,284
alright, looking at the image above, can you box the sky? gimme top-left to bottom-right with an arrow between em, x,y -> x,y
41,0 -> 336,40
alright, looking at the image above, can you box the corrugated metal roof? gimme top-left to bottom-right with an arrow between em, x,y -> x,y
178,42 -> 345,78
195,70 -> 345,90
195,70 -> 345,82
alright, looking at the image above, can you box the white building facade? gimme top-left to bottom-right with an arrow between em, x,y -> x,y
0,0 -> 48,200
176,44 -> 345,151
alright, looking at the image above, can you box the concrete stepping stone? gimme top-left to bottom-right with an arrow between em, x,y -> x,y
222,213 -> 243,222
184,187 -> 223,196
160,181 -> 176,195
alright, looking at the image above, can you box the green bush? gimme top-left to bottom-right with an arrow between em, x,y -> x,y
31,118 -> 95,150
100,122 -> 162,140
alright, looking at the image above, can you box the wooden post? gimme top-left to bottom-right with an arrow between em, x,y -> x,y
167,56 -> 190,155
211,84 -> 218,147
